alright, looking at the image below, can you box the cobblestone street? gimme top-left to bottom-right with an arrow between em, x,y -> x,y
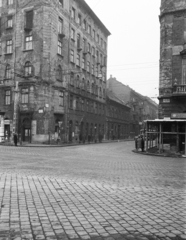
0,142 -> 186,240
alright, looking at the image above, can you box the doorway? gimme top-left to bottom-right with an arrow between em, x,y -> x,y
23,128 -> 31,142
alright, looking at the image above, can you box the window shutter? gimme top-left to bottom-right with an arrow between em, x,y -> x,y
25,10 -> 33,30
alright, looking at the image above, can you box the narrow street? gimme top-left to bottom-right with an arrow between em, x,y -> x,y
0,142 -> 186,240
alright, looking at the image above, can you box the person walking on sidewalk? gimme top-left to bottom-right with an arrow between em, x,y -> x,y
141,136 -> 145,152
134,135 -> 138,150
14,133 -> 18,146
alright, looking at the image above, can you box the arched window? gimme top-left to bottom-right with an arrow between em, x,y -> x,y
24,61 -> 32,77
56,65 -> 62,81
5,64 -> 11,79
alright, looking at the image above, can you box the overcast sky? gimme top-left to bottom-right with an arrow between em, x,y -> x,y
86,0 -> 161,103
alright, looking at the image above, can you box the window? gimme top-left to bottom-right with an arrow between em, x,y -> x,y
59,91 -> 64,106
87,43 -> 91,53
21,88 -> 29,104
5,64 -> 11,79
8,0 -> 13,5
76,54 -> 80,66
87,100 -> 89,112
82,78 -> 85,89
101,38 -> 103,47
70,72 -> 74,85
182,59 -> 186,84
76,97 -> 79,110
71,7 -> 75,20
91,64 -> 94,75
76,75 -> 80,88
71,28 -> 75,40
97,34 -> 99,43
7,16 -> 13,28
77,33 -> 81,49
25,34 -> 33,50
25,10 -> 33,30
59,0 -> 63,7
87,61 -> 90,72
83,38 -> 86,52
78,14 -> 81,25
5,90 -> 11,105
24,61 -> 32,77
88,25 -> 91,35
58,18 -> 63,34
6,40 -> 13,54
93,29 -> 95,39
70,95 -> 73,108
82,56 -> 85,69
56,65 -> 62,81
104,41 -> 107,50
83,20 -> 86,30
92,47 -> 95,56
87,81 -> 90,92
58,39 -> 63,55
0,18 -> 1,37
82,99 -> 84,111
0,41 -> 2,55
70,49 -> 74,63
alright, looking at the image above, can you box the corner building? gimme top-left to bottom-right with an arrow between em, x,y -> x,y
159,0 -> 186,117
0,0 -> 110,143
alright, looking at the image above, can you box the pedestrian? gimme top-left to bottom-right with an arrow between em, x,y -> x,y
137,135 -> 142,151
14,133 -> 18,146
134,135 -> 138,150
141,136 -> 145,152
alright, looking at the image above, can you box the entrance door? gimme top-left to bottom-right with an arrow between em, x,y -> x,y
23,128 -> 30,142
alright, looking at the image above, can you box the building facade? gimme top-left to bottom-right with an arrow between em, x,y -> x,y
105,91 -> 130,140
159,0 -> 186,118
107,76 -> 158,138
0,0 -> 110,143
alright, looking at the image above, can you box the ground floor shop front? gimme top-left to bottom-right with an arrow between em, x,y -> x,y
145,118 -> 186,155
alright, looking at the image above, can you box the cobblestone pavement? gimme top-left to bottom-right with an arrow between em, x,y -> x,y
0,142 -> 186,240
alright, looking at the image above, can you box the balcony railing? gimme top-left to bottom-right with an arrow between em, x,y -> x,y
173,85 -> 186,94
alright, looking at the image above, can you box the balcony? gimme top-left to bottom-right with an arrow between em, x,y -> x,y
172,85 -> 186,95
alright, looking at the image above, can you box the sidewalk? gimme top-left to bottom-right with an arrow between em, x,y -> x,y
0,138 -> 133,147
133,147 -> 184,158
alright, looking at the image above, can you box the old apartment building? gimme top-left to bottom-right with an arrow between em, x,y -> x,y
159,0 -> 186,118
0,0 -> 110,143
107,76 -> 158,138
105,91 -> 130,140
